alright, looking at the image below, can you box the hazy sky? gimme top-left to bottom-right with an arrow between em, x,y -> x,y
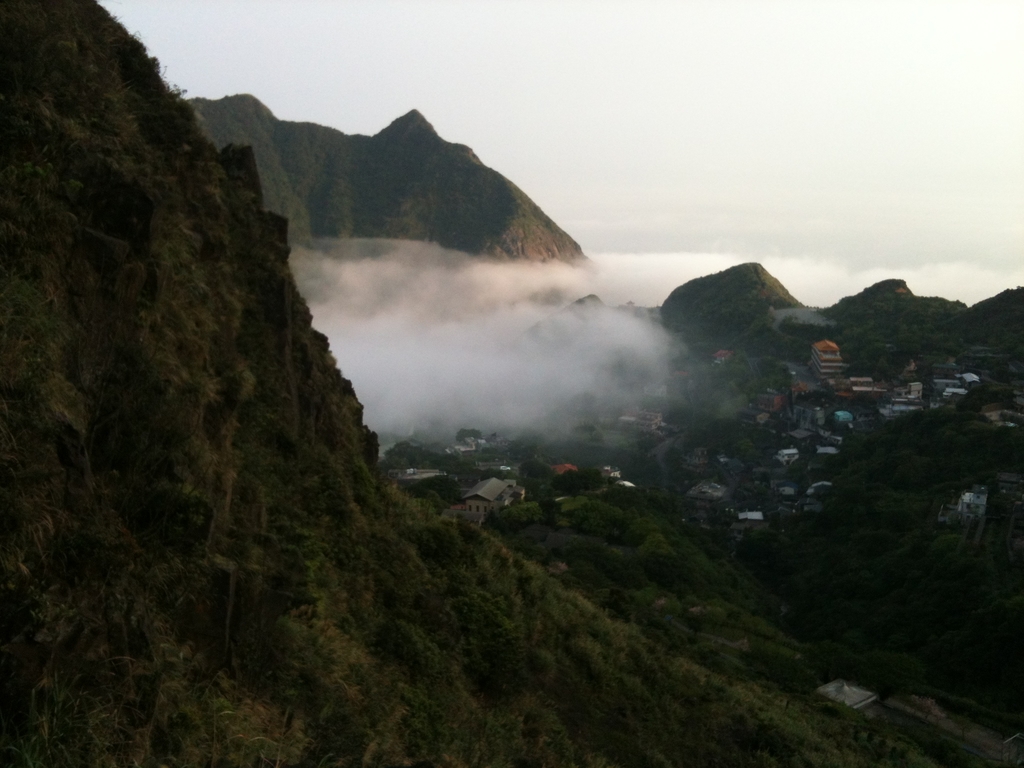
101,0 -> 1023,305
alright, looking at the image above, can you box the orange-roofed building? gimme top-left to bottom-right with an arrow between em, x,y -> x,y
551,463 -> 578,475
811,340 -> 846,380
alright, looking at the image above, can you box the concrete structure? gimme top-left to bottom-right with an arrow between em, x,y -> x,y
686,481 -> 726,502
816,679 -> 878,710
462,477 -> 526,517
811,340 -> 846,380
388,468 -> 447,485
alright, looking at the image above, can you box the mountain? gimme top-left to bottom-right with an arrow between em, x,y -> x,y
660,262 -> 802,347
0,2 -> 955,766
819,279 -> 967,375
958,286 -> 1024,358
823,279 -> 966,334
191,94 -> 585,262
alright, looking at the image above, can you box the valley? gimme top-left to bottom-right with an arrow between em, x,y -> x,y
1,3 -> 1022,766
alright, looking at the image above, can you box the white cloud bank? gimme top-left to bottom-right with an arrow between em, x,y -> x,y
290,241 -> 673,438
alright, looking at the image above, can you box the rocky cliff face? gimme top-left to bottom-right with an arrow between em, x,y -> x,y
192,95 -> 586,263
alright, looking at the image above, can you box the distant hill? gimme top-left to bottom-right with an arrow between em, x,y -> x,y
958,286 -> 1024,358
821,280 -> 967,374
660,263 -> 802,347
824,279 -> 965,331
191,95 -> 585,262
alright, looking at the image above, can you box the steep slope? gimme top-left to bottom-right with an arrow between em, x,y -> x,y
660,262 -> 802,348
192,94 -> 586,262
0,3 -> 947,767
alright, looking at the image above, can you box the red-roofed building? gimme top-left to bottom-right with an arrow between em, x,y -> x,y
712,350 -> 734,364
551,463 -> 578,475
811,340 -> 846,380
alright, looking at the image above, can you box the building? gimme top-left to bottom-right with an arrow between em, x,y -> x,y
957,486 -> 988,517
793,404 -> 825,430
775,480 -> 800,498
730,511 -> 767,538
686,481 -> 726,502
461,477 -> 526,517
775,448 -> 800,465
833,410 -> 854,424
739,406 -> 770,425
811,340 -> 846,381
712,349 -> 734,364
551,463 -> 578,475
939,485 -> 988,523
757,391 -> 788,412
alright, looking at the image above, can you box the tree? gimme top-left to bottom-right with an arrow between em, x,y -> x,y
551,468 -> 604,496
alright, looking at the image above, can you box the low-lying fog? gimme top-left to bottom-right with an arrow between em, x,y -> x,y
290,240 -> 675,440
291,240 -> 1024,440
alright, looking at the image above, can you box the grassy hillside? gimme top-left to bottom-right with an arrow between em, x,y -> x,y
192,95 -> 586,262
819,280 -> 966,375
660,263 -> 802,350
0,2 -> 956,766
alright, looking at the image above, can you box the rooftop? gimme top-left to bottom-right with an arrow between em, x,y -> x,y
463,477 -> 517,502
816,679 -> 878,710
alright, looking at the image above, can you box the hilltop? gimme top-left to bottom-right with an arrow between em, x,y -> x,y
191,94 -> 586,262
660,262 -> 802,348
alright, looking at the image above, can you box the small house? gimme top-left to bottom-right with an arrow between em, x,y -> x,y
775,448 -> 800,466
775,481 -> 800,498
757,391 -> 788,412
461,477 -> 526,518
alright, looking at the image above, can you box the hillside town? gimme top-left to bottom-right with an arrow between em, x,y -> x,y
383,336 -> 1024,558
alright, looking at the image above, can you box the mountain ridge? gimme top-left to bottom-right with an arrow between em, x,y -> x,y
191,94 -> 586,263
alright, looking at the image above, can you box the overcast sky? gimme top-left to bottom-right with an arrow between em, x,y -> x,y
101,0 -> 1023,305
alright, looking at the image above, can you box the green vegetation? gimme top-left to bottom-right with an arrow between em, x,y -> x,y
737,407 -> 1024,712
820,280 -> 967,378
660,263 -> 801,351
192,95 -> 586,261
958,286 -> 1024,360
0,2 -> 961,765
659,271 -> 1024,378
